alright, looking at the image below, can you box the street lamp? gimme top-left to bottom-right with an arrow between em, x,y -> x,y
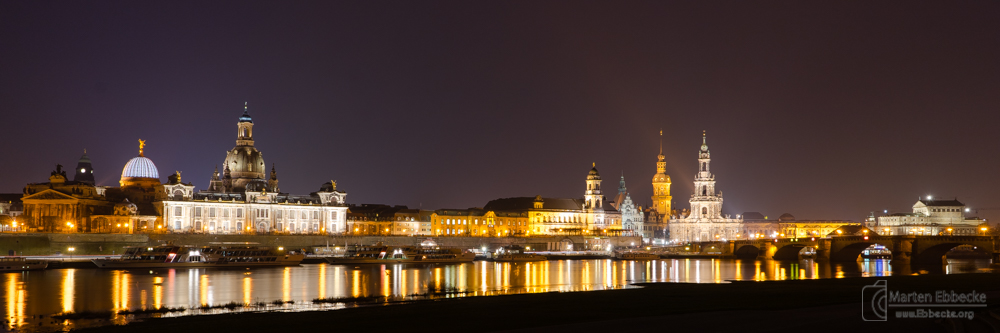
68,247 -> 75,260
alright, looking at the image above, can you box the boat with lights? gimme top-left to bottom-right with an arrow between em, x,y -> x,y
615,251 -> 660,260
0,257 -> 49,271
491,245 -> 548,262
91,244 -> 304,268
325,244 -> 413,264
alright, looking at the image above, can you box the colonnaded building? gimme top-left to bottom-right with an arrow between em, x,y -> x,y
668,132 -> 743,242
16,104 -> 348,234
161,104 -> 348,234
875,198 -> 987,236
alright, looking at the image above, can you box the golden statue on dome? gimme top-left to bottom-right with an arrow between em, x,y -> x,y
138,139 -> 146,157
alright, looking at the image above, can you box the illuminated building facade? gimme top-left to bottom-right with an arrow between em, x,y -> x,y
669,132 -> 743,242
611,174 -> 643,237
162,105 -> 348,234
740,213 -> 857,239
876,198 -> 987,236
427,165 -> 624,237
645,131 -> 673,242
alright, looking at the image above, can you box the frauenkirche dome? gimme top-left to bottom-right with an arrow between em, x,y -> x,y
225,103 -> 267,191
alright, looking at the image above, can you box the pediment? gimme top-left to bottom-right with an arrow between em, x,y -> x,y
22,189 -> 77,201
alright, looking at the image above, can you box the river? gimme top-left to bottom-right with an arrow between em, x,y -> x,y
1,258 -> 992,332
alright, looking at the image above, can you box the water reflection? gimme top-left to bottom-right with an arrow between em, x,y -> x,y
0,258 -> 992,332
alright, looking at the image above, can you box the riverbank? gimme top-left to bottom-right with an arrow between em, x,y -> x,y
75,273 -> 1000,332
0,233 -> 640,256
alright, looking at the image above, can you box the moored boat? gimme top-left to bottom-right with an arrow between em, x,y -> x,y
492,245 -> 548,262
325,244 -> 412,264
0,257 -> 48,271
615,252 -> 660,260
407,247 -> 476,263
92,244 -> 304,268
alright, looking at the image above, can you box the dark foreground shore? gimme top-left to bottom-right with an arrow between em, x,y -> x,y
75,273 -> 1000,333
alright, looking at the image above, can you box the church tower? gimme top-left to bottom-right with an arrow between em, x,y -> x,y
651,130 -> 672,216
584,163 -> 603,210
689,131 -> 722,219
73,150 -> 95,184
268,163 -> 280,192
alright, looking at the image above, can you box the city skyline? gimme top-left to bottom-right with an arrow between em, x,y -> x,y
2,1 -> 999,222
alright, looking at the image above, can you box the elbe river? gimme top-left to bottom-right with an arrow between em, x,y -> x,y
1,258 -> 991,332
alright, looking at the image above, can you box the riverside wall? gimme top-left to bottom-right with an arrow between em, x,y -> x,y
0,233 -> 642,255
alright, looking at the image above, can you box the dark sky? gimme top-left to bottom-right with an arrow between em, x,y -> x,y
2,1 -> 999,222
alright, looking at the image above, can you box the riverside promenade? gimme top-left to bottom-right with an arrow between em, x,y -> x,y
0,233 -> 641,255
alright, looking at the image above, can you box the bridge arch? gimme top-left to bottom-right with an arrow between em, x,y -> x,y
734,245 -> 761,260
772,244 -> 809,260
831,242 -> 891,262
913,242 -> 990,264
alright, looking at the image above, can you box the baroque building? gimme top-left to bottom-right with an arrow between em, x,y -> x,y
161,105 -> 348,234
669,132 -> 743,242
21,146 -> 165,233
427,164 -> 624,237
876,198 -> 987,236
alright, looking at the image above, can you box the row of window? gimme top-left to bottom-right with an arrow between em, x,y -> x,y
172,206 -> 339,221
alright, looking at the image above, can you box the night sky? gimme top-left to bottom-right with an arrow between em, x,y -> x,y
2,2 -> 999,222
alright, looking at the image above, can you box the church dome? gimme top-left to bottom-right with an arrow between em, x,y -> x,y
587,164 -> 601,180
224,147 -> 265,179
121,156 -> 159,179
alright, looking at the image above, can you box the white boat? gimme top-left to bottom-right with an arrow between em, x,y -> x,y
406,247 -> 477,263
325,244 -> 412,264
0,257 -> 48,271
615,252 -> 660,260
92,245 -> 304,268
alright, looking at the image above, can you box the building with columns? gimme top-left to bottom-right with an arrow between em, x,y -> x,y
876,198 -> 987,236
669,132 -> 743,242
162,104 -> 348,234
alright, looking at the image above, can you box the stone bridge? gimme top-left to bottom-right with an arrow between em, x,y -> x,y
689,236 -> 1000,263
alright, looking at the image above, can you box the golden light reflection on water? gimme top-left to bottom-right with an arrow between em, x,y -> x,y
0,258 -> 990,332
153,276 -> 163,309
243,277 -> 252,305
351,269 -> 361,298
283,267 -> 291,302
61,269 -> 74,313
7,273 -> 24,329
317,264 -> 326,299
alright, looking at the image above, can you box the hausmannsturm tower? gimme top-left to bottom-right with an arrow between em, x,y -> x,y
651,130 -> 672,216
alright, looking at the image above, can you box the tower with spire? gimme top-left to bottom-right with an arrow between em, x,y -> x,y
651,130 -> 672,217
668,131 -> 743,242
690,130 -> 720,219
584,163 -> 603,210
268,163 -> 279,192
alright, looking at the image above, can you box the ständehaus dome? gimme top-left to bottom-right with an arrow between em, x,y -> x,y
120,140 -> 161,187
